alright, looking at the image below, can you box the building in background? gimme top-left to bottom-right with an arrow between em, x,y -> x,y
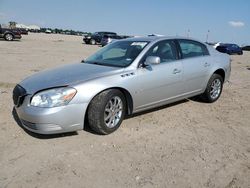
16,23 -> 40,32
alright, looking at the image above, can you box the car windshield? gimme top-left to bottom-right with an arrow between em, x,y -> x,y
85,41 -> 149,67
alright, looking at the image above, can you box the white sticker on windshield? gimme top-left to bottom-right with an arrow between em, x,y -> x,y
131,42 -> 147,48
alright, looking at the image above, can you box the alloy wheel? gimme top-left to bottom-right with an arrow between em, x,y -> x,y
5,34 -> 13,41
104,96 -> 123,128
210,78 -> 222,99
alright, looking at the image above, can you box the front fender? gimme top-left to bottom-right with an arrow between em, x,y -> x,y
70,73 -> 133,105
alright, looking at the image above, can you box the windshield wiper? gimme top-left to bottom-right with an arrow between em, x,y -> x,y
85,61 -> 109,66
85,61 -> 125,68
91,62 -> 106,66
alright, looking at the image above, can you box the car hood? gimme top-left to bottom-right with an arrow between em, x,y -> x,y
20,63 -> 123,94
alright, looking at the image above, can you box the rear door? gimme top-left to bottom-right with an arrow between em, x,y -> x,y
177,39 -> 211,94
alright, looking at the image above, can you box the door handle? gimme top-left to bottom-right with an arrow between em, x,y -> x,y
204,62 -> 210,67
173,69 -> 181,74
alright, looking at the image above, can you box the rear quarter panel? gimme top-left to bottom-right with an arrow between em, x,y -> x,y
207,46 -> 231,83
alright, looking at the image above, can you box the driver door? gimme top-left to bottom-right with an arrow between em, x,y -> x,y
131,40 -> 184,111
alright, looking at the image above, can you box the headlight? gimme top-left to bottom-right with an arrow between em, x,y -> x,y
31,87 -> 77,108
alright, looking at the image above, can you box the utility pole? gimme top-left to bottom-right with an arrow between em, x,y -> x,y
206,30 -> 210,43
187,29 -> 190,38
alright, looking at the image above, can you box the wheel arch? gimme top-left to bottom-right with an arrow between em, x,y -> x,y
85,86 -> 134,118
116,87 -> 134,115
213,68 -> 225,82
4,31 -> 14,36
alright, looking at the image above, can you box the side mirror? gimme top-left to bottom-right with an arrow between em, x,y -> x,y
144,56 -> 160,66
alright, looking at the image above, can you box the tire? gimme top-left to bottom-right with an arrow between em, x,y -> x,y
201,74 -> 223,103
87,89 -> 126,135
90,39 -> 96,45
4,33 -> 14,41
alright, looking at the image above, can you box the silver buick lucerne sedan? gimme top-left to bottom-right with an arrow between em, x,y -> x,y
13,36 -> 231,135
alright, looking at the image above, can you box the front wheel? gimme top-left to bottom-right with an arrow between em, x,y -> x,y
4,33 -> 14,41
201,74 -> 223,103
87,89 -> 126,135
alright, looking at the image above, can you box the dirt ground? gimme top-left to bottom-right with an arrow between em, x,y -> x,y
0,33 -> 250,188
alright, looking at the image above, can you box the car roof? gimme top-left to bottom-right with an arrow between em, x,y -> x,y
220,43 -> 238,46
122,36 -> 206,44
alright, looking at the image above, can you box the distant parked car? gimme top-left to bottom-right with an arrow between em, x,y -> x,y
18,28 -> 28,35
0,24 -> 22,41
13,36 -> 231,135
100,34 -> 130,46
101,35 -> 132,47
45,29 -> 52,34
216,43 -> 243,55
241,45 -> 250,51
83,31 -> 117,45
148,34 -> 164,37
213,42 -> 222,49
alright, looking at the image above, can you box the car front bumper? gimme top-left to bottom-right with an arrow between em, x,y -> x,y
15,95 -> 88,134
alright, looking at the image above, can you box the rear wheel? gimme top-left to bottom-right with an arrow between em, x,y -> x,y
201,74 -> 223,103
90,39 -> 96,45
88,89 -> 126,134
4,33 -> 14,41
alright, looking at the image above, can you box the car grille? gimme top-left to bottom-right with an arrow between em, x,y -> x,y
13,85 -> 27,107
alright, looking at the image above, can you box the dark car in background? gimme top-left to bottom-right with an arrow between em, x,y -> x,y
18,28 -> 28,35
0,24 -> 22,41
100,34 -> 131,46
216,43 -> 243,55
83,31 -> 117,45
100,34 -> 122,46
241,45 -> 250,51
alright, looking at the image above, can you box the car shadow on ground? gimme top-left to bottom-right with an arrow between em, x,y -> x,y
0,38 -> 21,42
12,108 -> 78,139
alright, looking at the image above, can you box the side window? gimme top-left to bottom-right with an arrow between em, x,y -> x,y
144,40 -> 177,63
178,40 -> 209,59
232,44 -> 238,49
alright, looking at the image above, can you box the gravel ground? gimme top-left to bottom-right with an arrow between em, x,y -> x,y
0,33 -> 250,188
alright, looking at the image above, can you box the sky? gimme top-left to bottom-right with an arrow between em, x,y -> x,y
0,0 -> 249,45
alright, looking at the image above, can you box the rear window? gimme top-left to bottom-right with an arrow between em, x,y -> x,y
217,46 -> 227,50
178,40 -> 209,58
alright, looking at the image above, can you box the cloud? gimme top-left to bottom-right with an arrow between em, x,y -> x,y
228,21 -> 245,27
